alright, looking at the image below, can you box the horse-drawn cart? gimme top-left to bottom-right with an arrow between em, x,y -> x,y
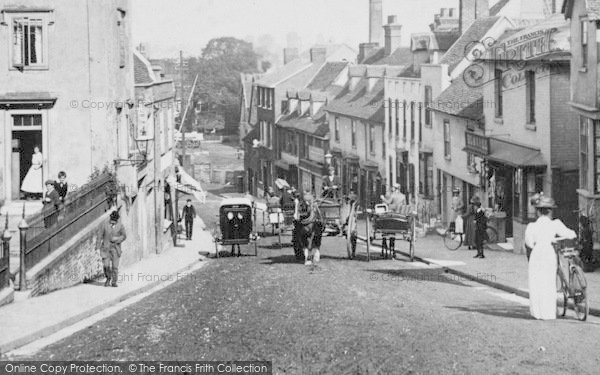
214,197 -> 258,257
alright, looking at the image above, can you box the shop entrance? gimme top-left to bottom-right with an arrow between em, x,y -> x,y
490,163 -> 513,237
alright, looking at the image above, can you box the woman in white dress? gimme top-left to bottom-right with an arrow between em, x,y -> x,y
525,195 -> 576,320
20,146 -> 44,199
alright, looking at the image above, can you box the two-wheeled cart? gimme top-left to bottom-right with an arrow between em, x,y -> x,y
214,197 -> 258,257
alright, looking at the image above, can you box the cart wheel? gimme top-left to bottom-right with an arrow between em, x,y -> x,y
443,229 -> 462,250
365,214 -> 371,262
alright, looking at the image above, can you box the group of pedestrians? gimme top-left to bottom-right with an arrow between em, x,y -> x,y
450,189 -> 488,258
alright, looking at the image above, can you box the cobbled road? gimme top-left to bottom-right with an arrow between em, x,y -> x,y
13,192 -> 600,374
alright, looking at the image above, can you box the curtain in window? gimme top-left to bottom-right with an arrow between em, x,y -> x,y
29,20 -> 43,64
12,19 -> 24,66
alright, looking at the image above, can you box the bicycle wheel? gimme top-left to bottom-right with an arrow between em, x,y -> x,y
485,226 -> 498,244
570,266 -> 589,321
556,272 -> 567,317
443,229 -> 462,250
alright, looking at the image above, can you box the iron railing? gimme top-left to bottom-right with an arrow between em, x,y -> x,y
23,173 -> 115,271
0,238 -> 9,292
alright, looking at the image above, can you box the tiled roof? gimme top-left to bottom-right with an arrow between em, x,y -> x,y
278,109 -> 329,137
134,51 -> 155,85
439,16 -> 501,73
489,0 -> 511,16
255,58 -> 315,87
307,62 -> 348,90
429,76 -> 483,121
324,77 -> 385,123
362,47 -> 414,66
433,31 -> 461,50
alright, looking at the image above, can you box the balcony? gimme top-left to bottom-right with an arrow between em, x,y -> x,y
464,132 -> 490,157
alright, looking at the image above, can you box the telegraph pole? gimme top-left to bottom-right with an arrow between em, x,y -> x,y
180,50 -> 186,169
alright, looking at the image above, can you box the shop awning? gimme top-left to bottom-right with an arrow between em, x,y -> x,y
167,162 -> 207,203
487,139 -> 546,168
274,159 -> 290,171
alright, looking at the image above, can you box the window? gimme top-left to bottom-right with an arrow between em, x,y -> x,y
514,168 -> 522,219
10,15 -> 49,69
582,20 -> 588,68
594,120 -> 600,193
334,117 -> 340,142
395,100 -> 400,136
351,119 -> 356,147
382,137 -> 386,159
419,153 -> 433,198
526,71 -> 536,124
267,89 -> 273,109
443,119 -> 450,158
118,9 -> 127,68
581,116 -> 589,189
403,100 -> 407,139
369,124 -> 375,154
515,168 -> 544,221
281,100 -> 288,114
418,103 -> 422,143
410,101 -> 415,141
12,114 -> 42,127
494,69 -> 503,118
424,86 -> 432,126
467,152 -> 476,169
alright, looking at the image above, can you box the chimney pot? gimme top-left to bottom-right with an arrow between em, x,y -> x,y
384,16 -> 402,56
369,0 -> 384,45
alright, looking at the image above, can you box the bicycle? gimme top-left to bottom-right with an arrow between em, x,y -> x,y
554,238 -> 589,321
442,223 -> 498,251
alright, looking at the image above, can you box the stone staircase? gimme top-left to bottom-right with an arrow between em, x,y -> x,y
0,200 -> 43,274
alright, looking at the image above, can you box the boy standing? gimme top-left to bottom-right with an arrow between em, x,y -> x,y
55,171 -> 68,202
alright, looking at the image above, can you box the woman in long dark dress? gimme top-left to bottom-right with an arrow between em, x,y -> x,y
463,196 -> 479,249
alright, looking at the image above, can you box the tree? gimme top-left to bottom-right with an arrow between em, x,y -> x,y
181,37 -> 262,133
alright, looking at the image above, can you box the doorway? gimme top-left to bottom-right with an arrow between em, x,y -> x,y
12,130 -> 43,199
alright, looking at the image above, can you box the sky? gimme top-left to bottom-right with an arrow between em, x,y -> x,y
132,0 -> 461,59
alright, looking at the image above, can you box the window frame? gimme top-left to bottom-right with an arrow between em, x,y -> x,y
403,100 -> 407,139
351,119 -> 356,148
410,101 -> 415,141
334,116 -> 340,142
424,85 -> 432,126
526,70 -> 536,124
8,12 -> 50,71
581,116 -> 589,190
581,19 -> 589,69
369,123 -> 375,155
395,99 -> 400,136
494,69 -> 503,118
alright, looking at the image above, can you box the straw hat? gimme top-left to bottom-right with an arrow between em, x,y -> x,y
535,196 -> 557,209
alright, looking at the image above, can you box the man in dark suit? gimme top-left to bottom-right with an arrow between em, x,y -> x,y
43,180 -> 64,227
322,167 -> 340,199
181,199 -> 197,240
54,171 -> 68,202
98,210 -> 127,287
473,199 -> 488,259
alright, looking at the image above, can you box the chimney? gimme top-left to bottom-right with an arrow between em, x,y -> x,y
310,98 -> 326,117
384,15 -> 402,56
459,0 -> 489,35
310,47 -> 327,63
283,48 -> 299,64
358,42 -> 379,63
369,0 -> 384,45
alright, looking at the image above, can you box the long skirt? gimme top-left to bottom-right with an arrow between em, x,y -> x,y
528,244 -> 557,320
463,216 -> 476,248
21,166 -> 43,193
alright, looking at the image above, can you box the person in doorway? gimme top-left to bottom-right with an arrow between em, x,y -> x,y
21,146 -> 44,200
181,199 -> 197,240
54,171 -> 68,202
98,210 -> 127,287
525,195 -> 576,320
473,199 -> 487,258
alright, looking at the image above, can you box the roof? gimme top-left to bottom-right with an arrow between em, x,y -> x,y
220,197 -> 254,208
487,138 -> 546,167
439,16 -> 501,73
362,47 -> 414,66
255,58 -> 315,88
134,50 -> 156,85
278,109 -> 330,137
429,77 -> 484,121
433,31 -> 461,50
324,77 -> 385,123
299,43 -> 358,60
564,0 -> 600,20
307,62 -> 348,90
490,0 -> 511,16
483,14 -> 570,61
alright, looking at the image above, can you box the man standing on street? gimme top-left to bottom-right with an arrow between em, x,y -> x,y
181,199 -> 197,240
98,210 -> 127,287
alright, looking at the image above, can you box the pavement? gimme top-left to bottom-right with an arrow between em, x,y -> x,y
0,216 -> 214,355
353,218 -> 600,316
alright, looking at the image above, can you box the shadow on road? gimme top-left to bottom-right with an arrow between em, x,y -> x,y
445,304 -> 532,320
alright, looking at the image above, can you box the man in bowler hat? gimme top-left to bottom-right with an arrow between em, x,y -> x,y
98,210 -> 127,287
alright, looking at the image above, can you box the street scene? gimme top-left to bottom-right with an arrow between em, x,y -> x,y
1,0 -> 600,374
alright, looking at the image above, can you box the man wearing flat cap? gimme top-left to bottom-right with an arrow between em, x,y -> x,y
98,210 -> 127,287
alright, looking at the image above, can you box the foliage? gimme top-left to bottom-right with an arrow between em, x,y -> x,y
181,37 -> 262,132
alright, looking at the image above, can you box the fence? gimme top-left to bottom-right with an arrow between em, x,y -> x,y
0,238 -> 9,292
23,173 -> 115,271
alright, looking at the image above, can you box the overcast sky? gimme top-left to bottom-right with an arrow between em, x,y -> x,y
132,0 -> 462,59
